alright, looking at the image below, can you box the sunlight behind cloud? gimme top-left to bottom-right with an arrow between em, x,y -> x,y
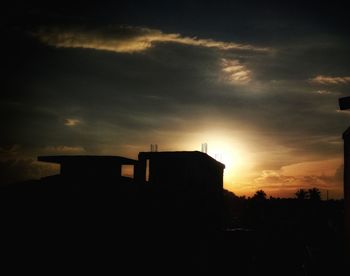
220,58 -> 252,84
34,25 -> 269,54
64,118 -> 80,126
310,75 -> 350,85
253,158 -> 343,198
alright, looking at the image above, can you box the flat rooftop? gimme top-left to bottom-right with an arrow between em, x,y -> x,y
38,155 -> 137,165
138,151 -> 225,169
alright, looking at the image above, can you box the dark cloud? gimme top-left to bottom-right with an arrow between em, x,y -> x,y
0,158 -> 44,186
0,145 -> 58,186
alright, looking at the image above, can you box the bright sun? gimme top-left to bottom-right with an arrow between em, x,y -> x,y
206,139 -> 248,175
186,131 -> 253,189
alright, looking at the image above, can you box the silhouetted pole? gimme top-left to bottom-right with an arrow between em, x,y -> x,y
339,96 -> 350,258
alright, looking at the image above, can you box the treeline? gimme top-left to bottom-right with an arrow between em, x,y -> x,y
222,187 -> 344,231
224,187 -> 335,202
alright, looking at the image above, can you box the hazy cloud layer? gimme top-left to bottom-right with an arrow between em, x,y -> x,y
64,118 -> 81,126
43,145 -> 85,154
310,75 -> 350,85
0,145 -> 59,186
34,25 -> 269,53
253,159 -> 343,198
220,58 -> 252,83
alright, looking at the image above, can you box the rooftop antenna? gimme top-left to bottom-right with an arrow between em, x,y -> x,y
201,143 -> 208,153
150,144 -> 158,152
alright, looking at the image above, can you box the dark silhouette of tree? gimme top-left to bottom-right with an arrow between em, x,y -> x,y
295,189 -> 308,200
308,187 -> 321,201
252,190 -> 267,201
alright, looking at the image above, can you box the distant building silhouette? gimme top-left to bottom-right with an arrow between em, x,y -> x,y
37,155 -> 137,191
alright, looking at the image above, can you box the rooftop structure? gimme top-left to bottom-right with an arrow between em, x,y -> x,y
136,151 -> 225,190
37,155 -> 138,191
38,155 -> 137,180
136,151 -> 225,229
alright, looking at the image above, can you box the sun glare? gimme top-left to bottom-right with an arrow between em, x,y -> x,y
207,139 -> 248,175
186,131 -> 253,189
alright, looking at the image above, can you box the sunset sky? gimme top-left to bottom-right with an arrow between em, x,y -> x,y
2,1 -> 349,198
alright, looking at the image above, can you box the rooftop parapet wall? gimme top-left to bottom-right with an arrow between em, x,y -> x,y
138,151 -> 225,169
38,155 -> 137,165
38,155 -> 138,180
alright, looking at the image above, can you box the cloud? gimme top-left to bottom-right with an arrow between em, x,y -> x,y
254,170 -> 296,185
253,158 -> 343,198
220,58 -> 252,83
310,75 -> 350,85
43,145 -> 85,154
280,158 -> 342,177
33,25 -> 269,54
0,144 -> 61,185
0,144 -> 21,160
0,158 -> 58,186
64,118 -> 80,126
314,90 -> 337,95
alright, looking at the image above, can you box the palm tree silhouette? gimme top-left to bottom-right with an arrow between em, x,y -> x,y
308,187 -> 321,201
252,190 -> 267,201
295,189 -> 308,200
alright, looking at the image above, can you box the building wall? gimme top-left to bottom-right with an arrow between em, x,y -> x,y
136,152 -> 224,230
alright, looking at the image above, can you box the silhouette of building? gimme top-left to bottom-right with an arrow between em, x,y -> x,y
136,151 -> 224,193
36,151 -> 225,228
136,151 -> 225,230
38,151 -> 225,193
37,155 -> 137,191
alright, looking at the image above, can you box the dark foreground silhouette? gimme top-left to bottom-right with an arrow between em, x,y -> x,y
1,152 -> 345,275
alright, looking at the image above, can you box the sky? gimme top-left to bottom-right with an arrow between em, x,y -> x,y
1,0 -> 350,198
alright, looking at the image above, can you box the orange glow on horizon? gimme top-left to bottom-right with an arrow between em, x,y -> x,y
109,129 -> 343,199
